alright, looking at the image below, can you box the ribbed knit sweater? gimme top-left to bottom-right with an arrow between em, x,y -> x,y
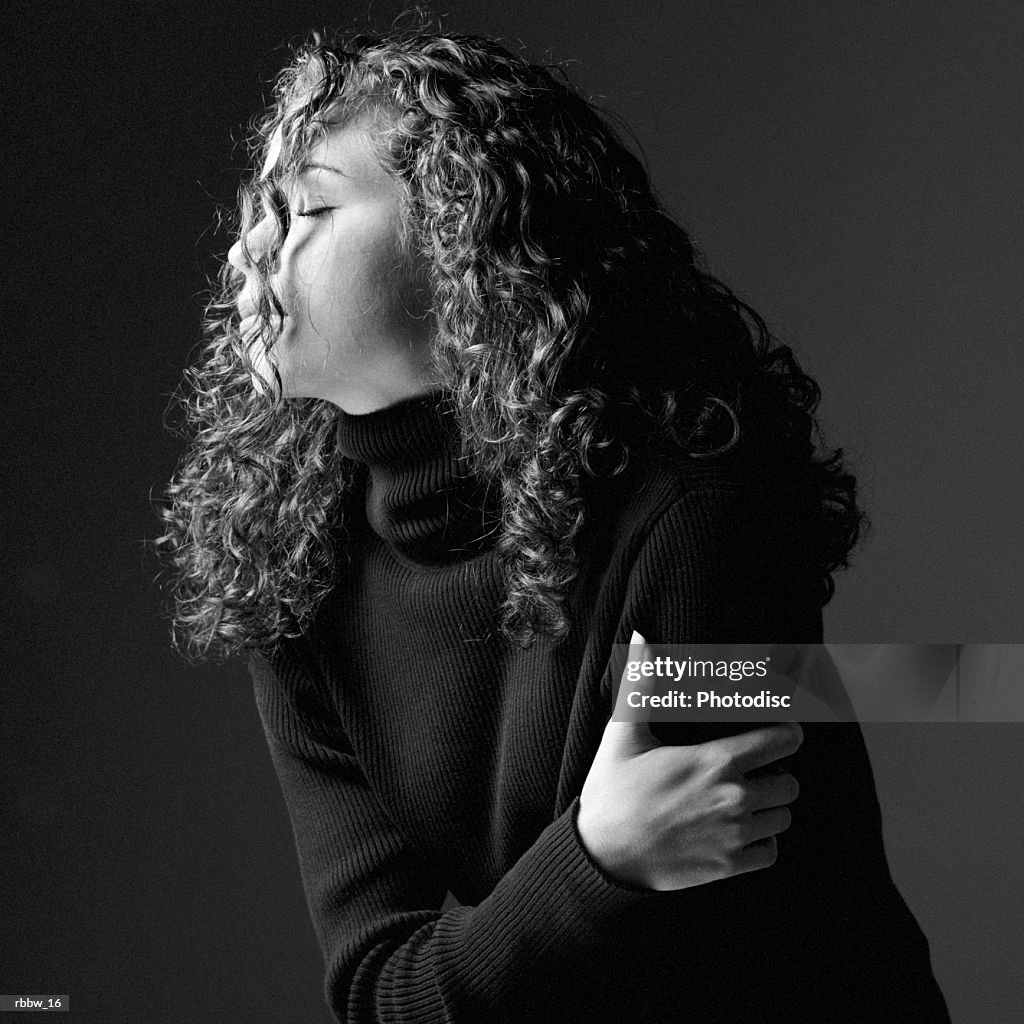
249,389 -> 950,1023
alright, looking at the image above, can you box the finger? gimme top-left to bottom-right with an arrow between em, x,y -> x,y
744,760 -> 792,779
744,805 -> 793,844
731,835 -> 779,875
711,721 -> 804,775
607,630 -> 658,753
612,630 -> 655,717
743,771 -> 800,813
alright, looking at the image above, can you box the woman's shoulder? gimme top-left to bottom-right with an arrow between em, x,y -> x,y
583,439 -> 791,548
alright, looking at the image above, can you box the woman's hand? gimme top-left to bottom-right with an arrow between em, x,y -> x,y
577,631 -> 803,892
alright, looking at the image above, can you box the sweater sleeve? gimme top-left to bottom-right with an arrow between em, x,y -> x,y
621,478 -> 810,645
609,481 -> 952,1022
249,648 -> 656,1024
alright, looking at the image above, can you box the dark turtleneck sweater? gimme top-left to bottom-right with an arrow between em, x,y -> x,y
249,389 -> 950,1024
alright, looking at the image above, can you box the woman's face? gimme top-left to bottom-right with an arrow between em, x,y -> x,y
227,117 -> 436,413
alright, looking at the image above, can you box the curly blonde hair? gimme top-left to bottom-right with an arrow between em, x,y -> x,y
153,25 -> 867,662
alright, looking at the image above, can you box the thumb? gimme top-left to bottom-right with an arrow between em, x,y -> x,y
605,629 -> 661,756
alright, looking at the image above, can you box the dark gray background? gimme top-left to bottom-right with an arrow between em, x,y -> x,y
4,1 -> 1021,1021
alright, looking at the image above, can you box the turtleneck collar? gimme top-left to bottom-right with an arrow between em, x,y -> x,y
335,388 -> 502,565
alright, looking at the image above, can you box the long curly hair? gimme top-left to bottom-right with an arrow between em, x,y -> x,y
153,24 -> 868,662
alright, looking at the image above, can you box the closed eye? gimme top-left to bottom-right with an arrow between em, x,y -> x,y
295,206 -> 332,218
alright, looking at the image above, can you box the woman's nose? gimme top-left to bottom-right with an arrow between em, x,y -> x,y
227,215 -> 277,271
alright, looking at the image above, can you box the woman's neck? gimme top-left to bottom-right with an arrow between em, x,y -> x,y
334,388 -> 502,564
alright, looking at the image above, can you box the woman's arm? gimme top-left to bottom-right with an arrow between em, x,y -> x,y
252,478 -> 950,1023
249,483 -> 799,1023
598,480 -> 951,1021
250,649 -> 656,1024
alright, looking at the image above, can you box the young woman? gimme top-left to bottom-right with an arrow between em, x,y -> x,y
155,27 -> 951,1024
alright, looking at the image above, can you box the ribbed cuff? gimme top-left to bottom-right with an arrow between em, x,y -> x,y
567,796 -> 662,897
431,799 -> 657,1019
